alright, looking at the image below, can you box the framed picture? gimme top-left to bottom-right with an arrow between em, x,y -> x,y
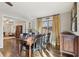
71,2 -> 77,32
71,17 -> 77,32
71,8 -> 75,18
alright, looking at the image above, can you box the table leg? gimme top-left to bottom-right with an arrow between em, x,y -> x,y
29,45 -> 32,57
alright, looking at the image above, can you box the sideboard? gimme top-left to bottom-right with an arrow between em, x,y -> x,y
60,32 -> 79,57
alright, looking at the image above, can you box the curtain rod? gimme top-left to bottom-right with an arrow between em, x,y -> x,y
37,14 -> 60,19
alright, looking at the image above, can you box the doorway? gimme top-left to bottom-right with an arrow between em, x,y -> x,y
15,25 -> 23,38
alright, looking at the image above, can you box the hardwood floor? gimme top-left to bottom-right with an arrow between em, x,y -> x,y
3,39 -> 18,56
0,37 -> 74,57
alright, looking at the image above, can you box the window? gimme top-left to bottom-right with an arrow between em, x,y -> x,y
42,17 -> 52,32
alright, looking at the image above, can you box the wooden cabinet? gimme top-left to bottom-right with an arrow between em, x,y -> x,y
78,37 -> 79,56
60,32 -> 78,56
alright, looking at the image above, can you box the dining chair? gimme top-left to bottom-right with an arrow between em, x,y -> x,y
19,33 -> 28,55
42,33 -> 51,48
34,36 -> 42,51
41,34 -> 45,48
19,33 -> 35,56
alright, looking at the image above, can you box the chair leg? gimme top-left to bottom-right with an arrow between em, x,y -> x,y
20,45 -> 23,56
26,50 -> 29,57
60,52 -> 63,57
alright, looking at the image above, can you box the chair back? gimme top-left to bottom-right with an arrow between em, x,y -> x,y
20,33 -> 28,39
33,34 -> 43,51
44,33 -> 51,44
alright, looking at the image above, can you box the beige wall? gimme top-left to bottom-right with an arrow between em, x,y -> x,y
15,20 -> 32,33
0,12 -> 3,48
60,12 -> 71,32
3,17 -> 31,34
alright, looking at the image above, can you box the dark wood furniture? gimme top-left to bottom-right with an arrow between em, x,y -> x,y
19,36 -> 34,57
60,32 -> 78,57
15,25 -> 23,56
19,34 -> 45,57
78,37 -> 79,56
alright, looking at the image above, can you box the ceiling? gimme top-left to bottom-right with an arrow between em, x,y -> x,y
0,2 -> 73,20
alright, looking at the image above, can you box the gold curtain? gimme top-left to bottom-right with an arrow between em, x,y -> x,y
52,15 -> 60,48
37,18 -> 42,33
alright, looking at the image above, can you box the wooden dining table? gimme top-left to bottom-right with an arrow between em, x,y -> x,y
18,36 -> 35,57
26,36 -> 34,57
18,34 -> 44,57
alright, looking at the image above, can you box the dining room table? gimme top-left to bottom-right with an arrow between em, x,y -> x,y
18,34 -> 45,57
19,36 -> 34,57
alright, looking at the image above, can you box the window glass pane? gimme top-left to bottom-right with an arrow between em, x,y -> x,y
49,20 -> 52,27
43,21 -> 48,27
